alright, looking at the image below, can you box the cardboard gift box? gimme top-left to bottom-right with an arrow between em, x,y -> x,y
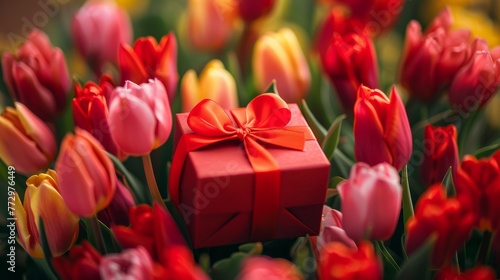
169,94 -> 330,248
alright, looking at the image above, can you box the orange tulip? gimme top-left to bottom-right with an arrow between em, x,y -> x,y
55,128 -> 116,217
14,170 -> 79,258
0,102 -> 56,175
253,28 -> 310,103
181,59 -> 238,112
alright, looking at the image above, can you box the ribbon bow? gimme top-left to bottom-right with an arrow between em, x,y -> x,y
169,93 -> 308,240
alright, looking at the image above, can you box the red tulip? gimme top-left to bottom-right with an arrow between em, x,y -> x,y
435,265 -> 496,280
72,0 -> 132,75
238,256 -> 303,280
108,79 -> 172,156
73,75 -> 125,160
0,102 -> 56,175
320,30 -> 379,112
420,124 -> 458,187
53,241 -> 102,280
2,29 -> 70,121
399,7 -> 471,102
112,204 -> 186,263
454,150 -> 500,231
448,38 -> 500,113
237,0 -> 276,21
159,246 -> 209,280
354,85 -> 412,171
405,184 -> 476,268
318,241 -> 382,280
55,128 -> 116,217
118,34 -> 179,101
338,162 -> 401,241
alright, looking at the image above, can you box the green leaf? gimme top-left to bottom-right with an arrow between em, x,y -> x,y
441,167 -> 456,197
473,143 -> 500,159
210,252 -> 248,280
99,220 -> 121,254
107,152 -> 151,205
238,242 -> 263,254
321,115 -> 346,161
331,149 -> 354,179
374,241 -> 400,279
38,217 -> 59,280
299,99 -> 327,143
263,80 -> 279,95
328,176 -> 345,189
401,165 -> 414,238
225,52 -> 249,106
395,236 -> 435,280
291,237 -> 315,279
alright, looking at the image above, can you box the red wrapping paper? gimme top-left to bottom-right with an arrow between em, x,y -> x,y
171,103 -> 330,248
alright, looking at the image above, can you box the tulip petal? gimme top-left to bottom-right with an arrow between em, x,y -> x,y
338,179 -> 369,241
1,52 -> 17,95
156,33 -> 179,100
181,70 -> 200,112
14,190 -> 44,258
118,44 -> 148,85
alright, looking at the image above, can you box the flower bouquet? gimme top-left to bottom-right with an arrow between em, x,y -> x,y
1,0 -> 500,279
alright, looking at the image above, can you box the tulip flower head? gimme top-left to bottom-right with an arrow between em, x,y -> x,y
338,162 -> 402,241
237,256 -> 303,280
2,29 -> 70,121
100,247 -> 155,279
108,79 -> 172,156
55,128 -> 116,217
181,59 -> 238,112
97,178 -> 135,227
253,28 -> 311,103
119,33 -> 179,101
72,0 -> 132,75
420,124 -> 459,187
406,184 -> 476,268
353,85 -> 412,171
53,241 -> 102,280
14,170 -> 79,258
312,206 -> 356,258
0,102 -> 56,175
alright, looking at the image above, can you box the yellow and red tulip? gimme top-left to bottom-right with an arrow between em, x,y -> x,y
353,85 -> 412,171
181,59 -> 238,112
55,128 -> 116,217
118,33 -> 179,101
0,102 -> 56,175
253,28 -> 310,103
14,170 -> 79,258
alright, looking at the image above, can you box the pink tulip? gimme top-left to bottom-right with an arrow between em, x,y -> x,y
237,256 -> 303,280
108,79 -> 172,156
448,38 -> 500,113
399,7 -> 471,101
0,102 -> 56,175
313,206 -> 357,254
338,162 -> 402,241
99,247 -> 154,280
2,29 -> 70,121
354,85 -> 412,171
55,128 -> 116,217
72,0 -> 132,75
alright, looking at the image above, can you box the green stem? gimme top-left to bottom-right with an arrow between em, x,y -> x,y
401,165 -> 414,232
375,241 -> 400,272
477,230 -> 492,264
89,215 -> 106,254
142,154 -> 167,209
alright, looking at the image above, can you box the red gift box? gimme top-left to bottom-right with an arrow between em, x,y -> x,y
169,94 -> 330,248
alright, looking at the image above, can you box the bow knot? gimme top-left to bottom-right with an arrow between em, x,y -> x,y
236,126 -> 251,141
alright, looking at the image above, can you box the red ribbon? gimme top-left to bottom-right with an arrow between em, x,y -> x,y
169,94 -> 310,240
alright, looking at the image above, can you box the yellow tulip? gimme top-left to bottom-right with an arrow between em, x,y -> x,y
14,170 -> 79,258
253,28 -> 310,103
181,60 -> 238,112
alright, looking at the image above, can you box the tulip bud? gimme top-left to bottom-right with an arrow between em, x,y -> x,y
420,125 -> 458,187
2,29 -> 70,121
253,28 -> 310,103
14,170 -> 80,258
55,128 -> 116,217
319,241 -> 382,280
181,59 -> 238,112
320,30 -> 379,112
0,102 -> 56,175
73,75 -> 125,160
448,38 -> 500,113
237,0 -> 276,22
119,33 -> 179,101
108,79 -> 172,156
454,150 -> 500,231
53,241 -> 102,280
338,162 -> 402,241
399,7 -> 471,102
238,256 -> 303,280
406,184 -> 476,268
71,0 -> 132,75
100,247 -> 154,279
186,0 -> 237,52
354,85 -> 412,171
